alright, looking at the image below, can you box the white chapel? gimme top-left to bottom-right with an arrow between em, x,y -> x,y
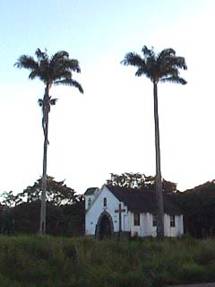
85,185 -> 184,239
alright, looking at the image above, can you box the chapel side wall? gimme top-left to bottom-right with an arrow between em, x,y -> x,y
130,212 -> 140,237
141,213 -> 183,238
129,213 -> 149,237
164,214 -> 184,237
146,213 -> 157,237
177,215 -> 184,236
85,186 -> 127,235
123,212 -> 130,232
129,212 -> 157,237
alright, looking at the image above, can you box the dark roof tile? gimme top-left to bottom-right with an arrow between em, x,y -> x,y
106,185 -> 182,215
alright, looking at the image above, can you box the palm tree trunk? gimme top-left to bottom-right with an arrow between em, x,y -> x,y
153,82 -> 164,238
39,87 -> 49,235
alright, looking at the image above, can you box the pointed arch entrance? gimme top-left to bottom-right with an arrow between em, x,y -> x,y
95,211 -> 114,239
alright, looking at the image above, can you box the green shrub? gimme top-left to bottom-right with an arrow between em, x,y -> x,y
0,236 -> 215,286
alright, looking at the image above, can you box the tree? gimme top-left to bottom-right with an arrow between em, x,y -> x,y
17,176 -> 78,206
106,172 -> 177,193
0,177 -> 84,235
0,191 -> 21,207
15,49 -> 83,234
107,172 -> 151,189
121,46 -> 187,238
175,180 -> 215,238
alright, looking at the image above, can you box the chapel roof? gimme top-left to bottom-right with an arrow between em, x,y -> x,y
106,185 -> 182,215
84,187 -> 98,195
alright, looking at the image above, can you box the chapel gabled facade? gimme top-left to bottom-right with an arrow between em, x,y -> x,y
85,185 -> 184,239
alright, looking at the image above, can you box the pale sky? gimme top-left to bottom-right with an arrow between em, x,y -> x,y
0,0 -> 214,194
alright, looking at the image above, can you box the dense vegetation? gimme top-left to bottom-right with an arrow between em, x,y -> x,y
0,177 -> 85,236
176,180 -> 215,238
2,174 -> 215,238
0,236 -> 215,286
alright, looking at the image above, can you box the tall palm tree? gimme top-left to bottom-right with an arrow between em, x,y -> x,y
121,46 -> 187,238
15,49 -> 83,235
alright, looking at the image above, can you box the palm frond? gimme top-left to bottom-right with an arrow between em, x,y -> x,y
122,46 -> 187,85
52,70 -> 71,81
158,48 -> 176,61
142,46 -> 155,59
50,51 -> 69,64
15,48 -> 83,94
160,76 -> 187,85
50,98 -> 58,105
54,79 -> 84,93
171,56 -> 187,70
35,48 -> 49,62
38,99 -> 43,107
14,55 -> 38,70
63,59 -> 81,72
28,69 -> 40,80
135,67 -> 148,77
121,52 -> 146,68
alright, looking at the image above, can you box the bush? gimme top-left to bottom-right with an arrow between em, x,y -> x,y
0,236 -> 214,286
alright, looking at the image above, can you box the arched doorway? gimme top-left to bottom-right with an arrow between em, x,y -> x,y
96,212 -> 114,239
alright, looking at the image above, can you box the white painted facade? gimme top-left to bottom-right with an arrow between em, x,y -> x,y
85,185 -> 184,238
85,186 -> 127,235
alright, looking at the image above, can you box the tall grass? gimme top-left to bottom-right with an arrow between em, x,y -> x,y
0,235 -> 215,286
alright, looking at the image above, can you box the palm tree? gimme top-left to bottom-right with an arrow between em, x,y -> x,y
15,49 -> 83,235
121,46 -> 187,238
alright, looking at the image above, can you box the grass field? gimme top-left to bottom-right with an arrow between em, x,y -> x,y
0,235 -> 215,287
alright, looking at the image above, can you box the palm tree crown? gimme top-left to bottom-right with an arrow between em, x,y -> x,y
121,46 -> 187,84
15,48 -> 83,93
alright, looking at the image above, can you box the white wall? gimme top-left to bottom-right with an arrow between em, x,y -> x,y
129,212 -> 148,237
164,214 -> 184,237
85,186 -> 184,237
129,212 -> 184,237
85,186 -> 128,235
85,195 -> 95,210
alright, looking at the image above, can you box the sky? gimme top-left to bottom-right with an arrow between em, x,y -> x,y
0,0 -> 215,194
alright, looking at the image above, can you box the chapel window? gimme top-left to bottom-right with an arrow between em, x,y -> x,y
152,214 -> 157,227
134,213 -> 140,226
170,215 -> 175,227
103,197 -> 107,207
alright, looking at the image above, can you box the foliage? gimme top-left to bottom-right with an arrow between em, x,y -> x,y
175,180 -> 215,238
9,200 -> 85,236
106,172 -> 177,193
0,176 -> 80,206
15,49 -> 83,93
0,177 -> 84,236
0,236 -> 215,286
121,45 -> 187,85
0,191 -> 21,207
17,176 -> 79,206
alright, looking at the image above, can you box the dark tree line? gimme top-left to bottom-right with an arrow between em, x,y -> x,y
1,172 -> 215,238
107,172 -> 177,193
175,181 -> 215,238
107,173 -> 215,238
0,177 -> 85,236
